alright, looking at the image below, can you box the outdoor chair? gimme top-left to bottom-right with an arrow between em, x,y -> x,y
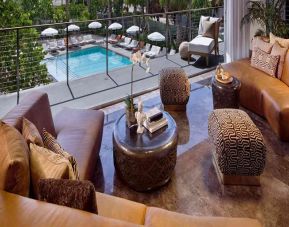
77,35 -> 86,46
83,35 -> 96,44
188,16 -> 222,66
126,40 -> 139,50
109,35 -> 122,45
169,49 -> 176,55
69,36 -> 80,48
47,40 -> 58,52
42,43 -> 49,53
57,39 -> 66,50
144,45 -> 161,58
106,34 -> 116,43
118,37 -> 132,48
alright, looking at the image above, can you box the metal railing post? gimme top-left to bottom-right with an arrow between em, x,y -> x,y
165,13 -> 169,59
188,11 -> 192,41
16,28 -> 20,104
66,23 -> 74,98
106,20 -> 109,75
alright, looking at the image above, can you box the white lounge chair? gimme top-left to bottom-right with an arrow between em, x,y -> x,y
83,35 -> 96,44
47,40 -> 58,52
144,45 -> 161,58
42,43 -> 49,53
57,39 -> 66,50
69,36 -> 80,47
77,35 -> 86,46
144,43 -> 151,52
106,34 -> 116,43
126,40 -> 138,50
169,49 -> 176,55
118,37 -> 131,48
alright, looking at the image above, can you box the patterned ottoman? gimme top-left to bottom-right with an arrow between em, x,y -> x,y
208,109 -> 266,186
179,42 -> 191,60
159,67 -> 190,111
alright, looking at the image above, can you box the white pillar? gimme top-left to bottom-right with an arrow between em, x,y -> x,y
224,0 -> 250,63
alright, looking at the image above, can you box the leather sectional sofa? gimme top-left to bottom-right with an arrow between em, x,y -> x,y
224,56 -> 289,141
0,91 -> 262,226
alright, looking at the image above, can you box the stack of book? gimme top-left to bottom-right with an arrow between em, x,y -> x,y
143,108 -> 168,133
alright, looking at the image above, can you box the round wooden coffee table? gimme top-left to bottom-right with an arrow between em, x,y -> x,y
211,75 -> 241,109
113,112 -> 178,192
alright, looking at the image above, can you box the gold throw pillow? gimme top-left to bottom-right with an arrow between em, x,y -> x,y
270,33 -> 289,48
29,143 -> 77,198
0,121 -> 30,197
22,118 -> 44,146
42,129 -> 79,180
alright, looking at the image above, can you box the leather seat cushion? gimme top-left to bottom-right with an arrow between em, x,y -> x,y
145,207 -> 262,227
96,192 -> 147,225
0,190 -> 140,227
54,108 -> 104,181
189,35 -> 215,53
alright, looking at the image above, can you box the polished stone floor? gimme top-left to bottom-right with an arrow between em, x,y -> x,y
94,78 -> 289,227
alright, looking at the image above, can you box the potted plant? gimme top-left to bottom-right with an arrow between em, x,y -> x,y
241,0 -> 287,37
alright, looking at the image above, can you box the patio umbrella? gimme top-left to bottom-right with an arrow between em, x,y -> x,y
66,24 -> 80,32
41,27 -> 58,37
108,22 -> 122,30
126,25 -> 141,35
147,32 -> 165,42
88,22 -> 102,29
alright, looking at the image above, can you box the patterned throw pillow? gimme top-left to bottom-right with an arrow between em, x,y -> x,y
22,118 -> 44,146
270,32 -> 289,48
271,41 -> 289,79
29,143 -> 77,199
42,129 -> 79,180
251,48 -> 280,77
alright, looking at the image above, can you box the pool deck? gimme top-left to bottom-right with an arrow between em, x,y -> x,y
0,42 -> 224,118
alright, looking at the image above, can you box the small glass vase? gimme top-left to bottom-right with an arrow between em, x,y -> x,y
126,109 -> 137,127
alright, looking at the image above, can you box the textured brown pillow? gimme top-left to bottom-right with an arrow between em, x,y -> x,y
38,178 -> 97,214
42,129 -> 79,180
251,48 -> 280,77
270,32 -> 289,48
271,41 -> 288,79
22,118 -> 44,146
252,36 -> 273,53
202,21 -> 215,39
0,121 -> 30,197
29,143 -> 77,199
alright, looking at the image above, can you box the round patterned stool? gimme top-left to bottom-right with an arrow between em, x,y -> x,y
179,42 -> 191,60
159,67 -> 190,111
208,109 -> 266,186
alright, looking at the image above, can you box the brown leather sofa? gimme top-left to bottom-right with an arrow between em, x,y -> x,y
223,57 -> 289,141
2,91 -> 104,180
0,91 -> 262,226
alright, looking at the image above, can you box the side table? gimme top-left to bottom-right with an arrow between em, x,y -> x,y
211,75 -> 241,109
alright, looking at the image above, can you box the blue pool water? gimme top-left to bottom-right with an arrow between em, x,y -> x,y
45,46 -> 132,81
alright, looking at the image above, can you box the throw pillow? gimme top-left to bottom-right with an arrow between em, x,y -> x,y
252,36 -> 274,53
251,48 -> 280,77
270,32 -> 289,48
29,143 -> 77,199
0,121 -> 30,197
198,16 -> 210,35
202,21 -> 216,39
22,118 -> 44,146
42,129 -> 79,180
38,178 -> 97,214
271,41 -> 289,79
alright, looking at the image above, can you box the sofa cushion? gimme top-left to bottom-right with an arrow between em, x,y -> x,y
2,91 -> 56,137
252,36 -> 273,53
280,50 -> 289,86
29,143 -> 77,198
189,35 -> 215,53
54,108 -> 104,181
271,41 -> 288,79
22,118 -> 44,146
0,121 -> 30,197
270,32 -> 289,48
96,192 -> 147,225
145,207 -> 262,227
251,48 -> 279,77
42,129 -> 79,180
0,190 -> 141,227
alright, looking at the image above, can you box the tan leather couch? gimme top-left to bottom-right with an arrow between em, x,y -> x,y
223,57 -> 289,141
0,92 -> 262,226
0,190 -> 262,227
2,91 -> 104,180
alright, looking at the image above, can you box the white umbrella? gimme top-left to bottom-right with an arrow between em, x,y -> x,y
66,24 -> 80,32
88,22 -> 102,29
147,32 -> 165,42
126,25 -> 141,34
41,28 -> 58,37
108,22 -> 122,30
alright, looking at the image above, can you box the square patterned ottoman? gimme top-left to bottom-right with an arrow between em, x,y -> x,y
208,109 -> 266,186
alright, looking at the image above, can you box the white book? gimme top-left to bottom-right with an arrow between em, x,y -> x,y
143,117 -> 168,133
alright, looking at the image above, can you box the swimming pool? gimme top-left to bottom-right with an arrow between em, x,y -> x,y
45,46 -> 132,81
